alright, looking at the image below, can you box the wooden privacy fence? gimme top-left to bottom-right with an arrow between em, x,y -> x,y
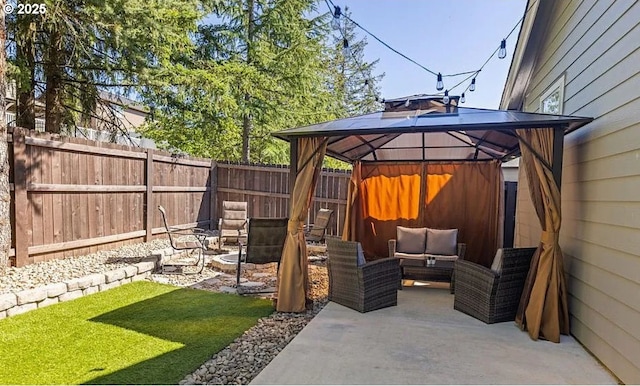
5,128 -> 351,267
215,162 -> 351,237
8,128 -> 215,267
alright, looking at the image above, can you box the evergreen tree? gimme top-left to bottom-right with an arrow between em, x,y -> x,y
326,7 -> 383,118
6,0 -> 205,134
141,0 -> 337,163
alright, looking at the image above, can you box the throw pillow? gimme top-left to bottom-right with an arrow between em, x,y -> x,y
425,228 -> 458,256
396,226 -> 427,254
490,248 -> 504,273
356,243 -> 367,266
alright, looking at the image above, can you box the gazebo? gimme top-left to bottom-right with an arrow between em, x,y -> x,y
272,95 -> 592,343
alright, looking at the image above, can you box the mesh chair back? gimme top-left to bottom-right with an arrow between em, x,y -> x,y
307,208 -> 334,242
245,218 -> 288,264
158,205 -> 178,249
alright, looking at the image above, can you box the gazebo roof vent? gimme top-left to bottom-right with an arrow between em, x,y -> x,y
383,94 -> 460,115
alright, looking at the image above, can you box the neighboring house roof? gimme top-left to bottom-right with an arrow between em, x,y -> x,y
98,91 -> 149,114
500,0 -> 555,110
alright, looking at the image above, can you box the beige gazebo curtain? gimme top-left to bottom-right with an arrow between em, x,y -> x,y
276,137 -> 327,313
515,128 -> 570,343
342,161 -> 362,241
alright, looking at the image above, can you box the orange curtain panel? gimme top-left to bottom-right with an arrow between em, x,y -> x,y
352,161 -> 501,264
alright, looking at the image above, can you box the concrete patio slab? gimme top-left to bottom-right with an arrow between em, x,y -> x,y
252,284 -> 617,385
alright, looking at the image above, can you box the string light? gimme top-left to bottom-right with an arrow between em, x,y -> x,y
342,38 -> 350,56
323,0 -> 541,100
460,92 -> 466,103
498,39 -> 507,59
442,90 -> 450,105
436,73 -> 444,91
331,6 -> 342,30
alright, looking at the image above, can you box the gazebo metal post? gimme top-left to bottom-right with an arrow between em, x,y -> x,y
289,138 -> 299,206
552,126 -> 564,189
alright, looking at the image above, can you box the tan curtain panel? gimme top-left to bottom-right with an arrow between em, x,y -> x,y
515,128 -> 570,343
277,137 -> 327,313
353,161 -> 501,265
342,161 -> 362,241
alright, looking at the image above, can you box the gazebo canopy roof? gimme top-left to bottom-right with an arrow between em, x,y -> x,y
273,95 -> 592,163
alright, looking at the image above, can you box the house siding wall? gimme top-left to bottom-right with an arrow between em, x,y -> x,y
514,0 -> 640,383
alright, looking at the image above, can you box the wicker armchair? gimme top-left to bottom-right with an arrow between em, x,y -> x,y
326,238 -> 400,313
453,247 -> 537,324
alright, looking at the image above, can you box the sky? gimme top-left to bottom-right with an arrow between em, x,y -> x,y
328,0 -> 528,109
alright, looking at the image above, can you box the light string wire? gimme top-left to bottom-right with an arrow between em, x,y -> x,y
324,0 -> 541,97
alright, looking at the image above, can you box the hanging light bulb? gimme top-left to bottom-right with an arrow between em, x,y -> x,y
436,73 -> 444,91
469,77 -> 476,92
443,90 -> 450,105
342,38 -> 350,56
498,39 -> 507,59
331,6 -> 342,30
460,92 -> 466,103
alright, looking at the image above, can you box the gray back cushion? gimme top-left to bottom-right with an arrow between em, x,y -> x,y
396,226 -> 427,254
425,228 -> 458,255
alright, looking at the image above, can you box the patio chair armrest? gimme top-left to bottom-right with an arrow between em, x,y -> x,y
388,239 -> 397,258
454,260 -> 498,296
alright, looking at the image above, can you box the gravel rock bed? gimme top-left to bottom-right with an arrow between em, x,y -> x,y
0,239 -> 170,294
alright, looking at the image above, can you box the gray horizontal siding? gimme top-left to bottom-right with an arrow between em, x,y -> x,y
515,0 -> 640,383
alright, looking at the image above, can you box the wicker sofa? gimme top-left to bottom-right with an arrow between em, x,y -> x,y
326,238 -> 401,313
388,226 -> 466,285
453,247 -> 537,324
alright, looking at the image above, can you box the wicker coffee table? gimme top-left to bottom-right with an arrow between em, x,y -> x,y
401,260 -> 456,292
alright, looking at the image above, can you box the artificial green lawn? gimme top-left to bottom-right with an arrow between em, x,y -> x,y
0,281 -> 273,385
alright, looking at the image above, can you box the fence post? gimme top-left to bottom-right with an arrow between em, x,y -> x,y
210,161 -> 217,229
12,128 -> 31,267
145,149 -> 154,241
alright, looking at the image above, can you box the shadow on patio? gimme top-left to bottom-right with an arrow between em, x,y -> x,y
252,284 -> 617,385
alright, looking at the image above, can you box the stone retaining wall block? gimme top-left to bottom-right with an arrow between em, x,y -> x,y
38,297 -> 59,308
131,274 -> 148,282
59,290 -> 84,302
123,266 -> 138,278
86,273 -> 106,286
44,283 -> 67,298
6,303 -> 37,317
16,288 -> 47,305
66,276 -> 93,291
99,281 -> 121,292
104,269 -> 126,283
0,310 -> 6,320
134,261 -> 155,274
0,293 -> 18,311
83,286 -> 99,296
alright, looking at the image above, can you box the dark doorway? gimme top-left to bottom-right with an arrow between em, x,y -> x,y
503,181 -> 517,248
